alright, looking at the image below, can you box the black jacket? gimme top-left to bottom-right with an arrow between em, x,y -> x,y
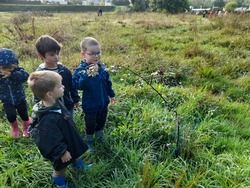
36,63 -> 80,111
30,100 -> 88,171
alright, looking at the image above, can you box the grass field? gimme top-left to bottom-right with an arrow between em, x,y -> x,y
0,12 -> 250,187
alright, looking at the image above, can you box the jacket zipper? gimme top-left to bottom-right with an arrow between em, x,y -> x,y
7,83 -> 15,105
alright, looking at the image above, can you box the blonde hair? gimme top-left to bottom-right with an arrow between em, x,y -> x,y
80,37 -> 100,52
28,71 -> 62,100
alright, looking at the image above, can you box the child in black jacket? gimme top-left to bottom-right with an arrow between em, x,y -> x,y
28,70 -> 90,188
35,35 -> 80,117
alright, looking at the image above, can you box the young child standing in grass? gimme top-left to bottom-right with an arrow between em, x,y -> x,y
35,35 -> 80,117
28,71 -> 90,188
0,48 -> 30,138
72,37 -> 115,150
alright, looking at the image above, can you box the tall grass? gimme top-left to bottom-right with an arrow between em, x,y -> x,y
0,12 -> 249,187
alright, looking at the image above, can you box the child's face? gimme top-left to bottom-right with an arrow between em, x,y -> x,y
50,80 -> 64,100
82,45 -> 101,65
42,51 -> 60,66
0,65 -> 17,72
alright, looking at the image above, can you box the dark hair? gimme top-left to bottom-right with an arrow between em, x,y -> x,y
35,35 -> 62,57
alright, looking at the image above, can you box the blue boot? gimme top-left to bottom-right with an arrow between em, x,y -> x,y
71,159 -> 92,169
95,130 -> 104,143
52,175 -> 70,188
86,134 -> 94,149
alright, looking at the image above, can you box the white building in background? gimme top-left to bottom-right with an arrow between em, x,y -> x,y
82,0 -> 88,5
82,0 -> 112,5
83,0 -> 101,5
40,0 -> 68,4
39,0 -> 112,5
105,0 -> 111,6
234,7 -> 249,12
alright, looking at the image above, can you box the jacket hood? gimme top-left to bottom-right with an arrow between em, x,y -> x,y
32,101 -> 61,120
37,62 -> 64,71
0,48 -> 19,66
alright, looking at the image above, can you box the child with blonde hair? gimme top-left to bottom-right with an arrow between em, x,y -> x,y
72,37 -> 115,150
28,70 -> 90,188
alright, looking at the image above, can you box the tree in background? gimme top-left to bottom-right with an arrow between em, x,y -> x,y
149,0 -> 157,11
235,0 -> 249,6
188,0 -> 213,8
99,0 -> 105,6
149,0 -> 189,13
130,0 -> 189,12
130,0 -> 149,11
213,0 -> 226,8
224,1 -> 237,12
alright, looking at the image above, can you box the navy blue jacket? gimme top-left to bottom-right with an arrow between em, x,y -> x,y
36,63 -> 80,111
0,66 -> 29,105
72,60 -> 115,112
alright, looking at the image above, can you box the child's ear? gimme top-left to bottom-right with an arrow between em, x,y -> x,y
37,53 -> 44,59
81,51 -> 85,58
46,91 -> 53,98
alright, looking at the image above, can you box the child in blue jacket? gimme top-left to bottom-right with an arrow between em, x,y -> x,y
0,48 -> 30,138
72,37 -> 115,150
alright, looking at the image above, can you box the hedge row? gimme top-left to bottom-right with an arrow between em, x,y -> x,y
0,4 -> 115,12
0,0 -> 41,4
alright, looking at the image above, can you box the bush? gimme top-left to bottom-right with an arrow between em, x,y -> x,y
224,1 -> 237,12
112,0 -> 130,6
0,0 -> 41,4
0,4 -> 115,12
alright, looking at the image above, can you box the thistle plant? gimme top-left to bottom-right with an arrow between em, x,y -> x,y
87,64 -> 99,77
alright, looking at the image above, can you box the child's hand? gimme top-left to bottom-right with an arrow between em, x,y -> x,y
73,103 -> 78,109
110,97 -> 116,105
87,64 -> 99,77
61,151 -> 72,163
0,70 -> 11,78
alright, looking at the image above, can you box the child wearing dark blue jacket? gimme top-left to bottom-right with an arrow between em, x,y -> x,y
0,48 -> 30,138
72,37 -> 115,150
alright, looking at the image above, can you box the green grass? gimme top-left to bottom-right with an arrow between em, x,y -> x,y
0,12 -> 250,187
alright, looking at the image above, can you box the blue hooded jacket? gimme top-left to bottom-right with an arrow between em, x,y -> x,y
0,48 -> 18,66
0,66 -> 29,105
72,60 -> 115,112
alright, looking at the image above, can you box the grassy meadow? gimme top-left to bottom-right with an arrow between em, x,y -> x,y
0,11 -> 250,187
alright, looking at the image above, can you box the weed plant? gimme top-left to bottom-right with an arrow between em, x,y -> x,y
0,12 -> 249,187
